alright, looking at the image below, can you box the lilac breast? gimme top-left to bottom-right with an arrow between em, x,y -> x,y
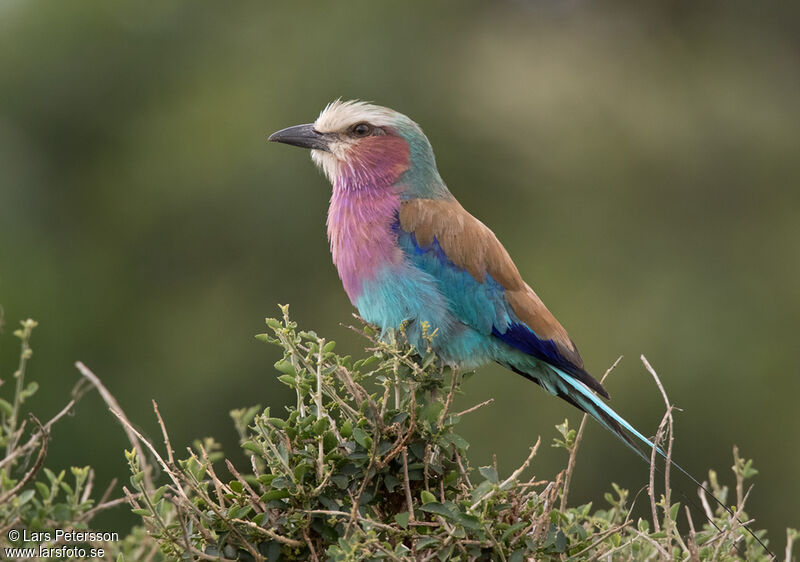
325,132 -> 411,303
327,183 -> 403,303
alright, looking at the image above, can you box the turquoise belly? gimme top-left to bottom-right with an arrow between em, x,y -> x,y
355,265 -> 494,368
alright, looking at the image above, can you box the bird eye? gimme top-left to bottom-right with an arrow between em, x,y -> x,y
351,123 -> 372,137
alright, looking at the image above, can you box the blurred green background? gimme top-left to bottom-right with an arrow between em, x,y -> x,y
1,0 -> 798,543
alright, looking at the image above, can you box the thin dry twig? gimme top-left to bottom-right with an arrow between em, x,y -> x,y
153,400 -> 175,466
470,437 -> 541,511
684,505 -> 700,561
305,510 -> 397,532
76,361 -> 155,492
402,448 -> 415,521
630,527 -> 672,559
0,398 -> 76,472
0,415 -> 49,505
572,520 -> 632,561
232,518 -> 304,547
346,435 -> 381,536
699,481 -> 715,521
455,398 -> 494,418
641,354 -> 675,538
225,458 -> 265,512
315,339 -> 326,481
302,524 -> 320,562
786,528 -> 798,562
454,448 -> 473,490
438,368 -> 459,426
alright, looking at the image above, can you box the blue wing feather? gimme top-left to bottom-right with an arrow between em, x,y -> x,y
398,226 -> 586,377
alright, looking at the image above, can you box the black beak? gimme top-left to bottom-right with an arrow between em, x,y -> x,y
268,123 -> 331,151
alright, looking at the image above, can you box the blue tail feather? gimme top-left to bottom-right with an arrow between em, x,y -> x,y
554,366 -> 657,456
546,365 -> 772,557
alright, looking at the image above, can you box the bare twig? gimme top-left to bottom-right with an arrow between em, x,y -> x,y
572,521 -> 632,561
684,505 -> 700,561
375,420 -> 416,470
153,400 -> 175,466
0,415 -> 49,504
455,398 -> 494,418
786,528 -> 798,562
0,398 -> 76,472
346,436 -> 380,536
699,481 -> 715,521
454,448 -> 473,490
303,524 -> 320,562
305,510 -> 397,532
315,339 -> 325,481
76,361 -> 154,492
402,448 -> 415,521
641,354 -> 675,540
630,527 -> 672,559
470,437 -> 541,511
232,518 -> 304,547
437,368 -> 459,426
225,458 -> 264,512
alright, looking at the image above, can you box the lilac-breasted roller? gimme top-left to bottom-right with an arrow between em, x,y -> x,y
268,100 -> 661,462
268,101 -> 775,556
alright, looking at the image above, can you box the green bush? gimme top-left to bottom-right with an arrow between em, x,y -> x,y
117,307 -> 789,561
1,308 -> 795,560
0,319 -> 124,560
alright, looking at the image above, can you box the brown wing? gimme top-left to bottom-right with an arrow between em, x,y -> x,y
399,198 -> 608,398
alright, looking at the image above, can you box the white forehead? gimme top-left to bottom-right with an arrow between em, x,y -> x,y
314,100 -> 398,133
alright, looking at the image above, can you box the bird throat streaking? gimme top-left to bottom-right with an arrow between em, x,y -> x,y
268,101 -> 770,556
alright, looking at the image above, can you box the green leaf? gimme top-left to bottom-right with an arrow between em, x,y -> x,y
261,489 -> 291,502
416,537 -> 438,550
669,501 -> 681,521
20,381 -> 39,400
313,416 -> 330,434
394,512 -> 410,529
421,402 -> 444,424
274,360 -> 296,375
454,511 -> 482,530
151,485 -> 168,504
18,489 -> 35,505
441,432 -> 469,450
479,466 -> 498,484
294,463 -> 310,481
340,419 -> 353,438
471,480 -> 493,503
352,427 -> 372,450
500,521 -> 527,541
228,504 -> 252,519
277,375 -> 296,387
242,440 -> 261,454
258,474 -> 276,486
323,430 -> 338,453
420,501 -> 453,518
0,398 -> 12,416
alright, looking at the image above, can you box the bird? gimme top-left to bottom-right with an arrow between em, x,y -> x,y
268,99 -> 653,460
267,99 -> 660,460
268,100 -> 773,557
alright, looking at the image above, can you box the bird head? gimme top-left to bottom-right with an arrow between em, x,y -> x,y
269,100 -> 448,197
